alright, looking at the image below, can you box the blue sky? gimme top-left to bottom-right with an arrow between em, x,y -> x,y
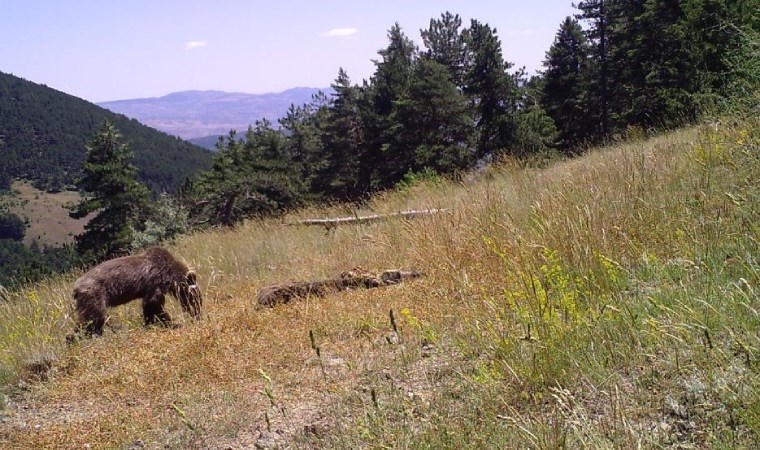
2,0 -> 577,103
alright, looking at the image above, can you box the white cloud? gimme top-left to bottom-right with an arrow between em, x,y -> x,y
320,28 -> 358,38
185,40 -> 207,50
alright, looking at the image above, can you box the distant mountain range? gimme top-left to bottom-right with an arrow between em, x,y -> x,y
98,88 -> 327,142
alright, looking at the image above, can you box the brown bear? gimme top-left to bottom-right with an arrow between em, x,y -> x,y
72,246 -> 202,336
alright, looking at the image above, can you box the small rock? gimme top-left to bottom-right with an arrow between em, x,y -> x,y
325,356 -> 345,367
255,431 -> 282,449
127,440 -> 145,449
303,423 -> 326,437
421,341 -> 435,358
24,354 -> 56,381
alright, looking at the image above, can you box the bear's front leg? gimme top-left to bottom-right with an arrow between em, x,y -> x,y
143,289 -> 172,326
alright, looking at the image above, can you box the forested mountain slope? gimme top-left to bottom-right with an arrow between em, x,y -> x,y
0,71 -> 213,193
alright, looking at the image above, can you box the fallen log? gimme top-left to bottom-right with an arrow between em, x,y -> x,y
289,208 -> 445,229
257,268 -> 424,307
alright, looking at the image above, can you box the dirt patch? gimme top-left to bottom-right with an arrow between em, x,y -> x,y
0,330 -> 461,450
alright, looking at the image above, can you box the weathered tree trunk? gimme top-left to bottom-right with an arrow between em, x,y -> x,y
257,268 -> 424,307
290,209 -> 445,229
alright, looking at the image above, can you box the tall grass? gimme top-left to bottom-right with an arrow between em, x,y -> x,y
316,121 -> 760,448
0,276 -> 73,389
1,120 -> 758,449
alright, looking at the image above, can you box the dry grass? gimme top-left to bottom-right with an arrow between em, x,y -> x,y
1,120 -> 759,449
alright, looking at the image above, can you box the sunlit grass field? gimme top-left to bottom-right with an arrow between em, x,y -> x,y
0,181 -> 88,248
1,119 -> 758,449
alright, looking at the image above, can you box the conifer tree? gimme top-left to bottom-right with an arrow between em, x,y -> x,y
421,12 -> 467,87
629,0 -> 698,127
366,23 -> 417,188
191,121 -> 302,227
279,92 -> 331,199
314,68 -> 365,200
541,17 -> 595,151
391,58 -> 473,178
69,119 -> 150,260
0,211 -> 25,241
463,20 -> 518,158
514,74 -> 559,157
575,0 -> 610,135
191,131 -> 244,227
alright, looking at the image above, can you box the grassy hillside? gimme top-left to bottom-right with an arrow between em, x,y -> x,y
0,119 -> 758,448
0,181 -> 89,248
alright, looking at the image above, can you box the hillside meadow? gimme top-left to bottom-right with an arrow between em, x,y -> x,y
0,181 -> 88,248
0,119 -> 758,448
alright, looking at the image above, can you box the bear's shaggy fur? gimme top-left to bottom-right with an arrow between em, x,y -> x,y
72,247 -> 202,336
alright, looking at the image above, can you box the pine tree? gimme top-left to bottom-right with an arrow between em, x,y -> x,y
463,20 -> 519,158
314,68 -> 365,200
191,131 -> 244,227
366,23 -> 417,189
421,12 -> 467,87
0,211 -> 25,241
242,119 -> 303,210
541,16 -> 596,151
191,121 -> 302,227
371,23 -> 417,118
391,58 -> 473,178
514,75 -> 559,157
279,92 -> 331,200
603,0 -> 650,129
575,0 -> 610,135
0,168 -> 10,192
682,0 -> 758,102
627,0 -> 698,127
69,119 -> 150,260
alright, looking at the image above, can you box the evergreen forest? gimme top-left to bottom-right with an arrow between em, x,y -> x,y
0,71 -> 213,194
187,1 -> 757,224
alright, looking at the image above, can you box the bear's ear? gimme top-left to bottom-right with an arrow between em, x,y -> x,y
186,270 -> 197,286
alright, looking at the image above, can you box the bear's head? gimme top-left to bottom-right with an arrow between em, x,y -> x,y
176,270 -> 202,319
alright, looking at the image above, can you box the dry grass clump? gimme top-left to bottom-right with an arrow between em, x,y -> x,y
1,120 -> 759,449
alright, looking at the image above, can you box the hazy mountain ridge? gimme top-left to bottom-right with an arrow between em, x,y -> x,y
99,87 -> 327,140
